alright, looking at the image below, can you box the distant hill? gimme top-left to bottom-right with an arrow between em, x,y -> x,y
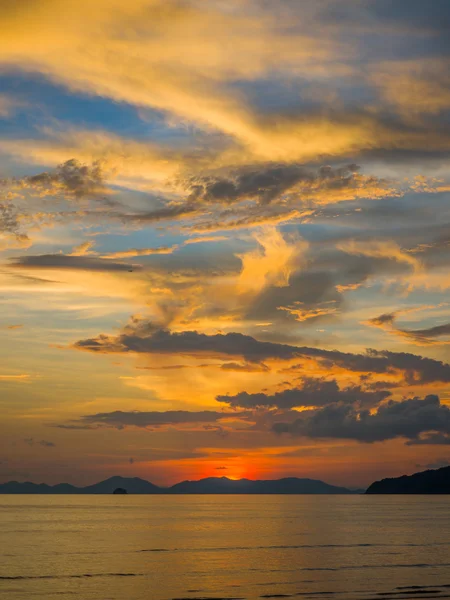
0,475 -> 356,494
366,465 -> 450,494
0,476 -> 162,495
82,476 -> 162,494
0,481 -> 79,494
170,476 -> 355,494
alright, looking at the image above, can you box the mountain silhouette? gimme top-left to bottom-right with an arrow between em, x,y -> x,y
170,476 -> 354,494
0,475 -> 356,494
82,476 -> 162,494
366,465 -> 450,494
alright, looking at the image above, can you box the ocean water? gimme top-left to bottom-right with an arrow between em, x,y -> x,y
1,495 -> 450,600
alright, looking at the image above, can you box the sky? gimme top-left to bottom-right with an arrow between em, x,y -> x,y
1,0 -> 450,488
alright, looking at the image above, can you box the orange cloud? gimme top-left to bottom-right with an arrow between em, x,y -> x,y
237,227 -> 308,294
278,302 -> 339,323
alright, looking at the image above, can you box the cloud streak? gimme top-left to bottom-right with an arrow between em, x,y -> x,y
61,410 -> 247,430
73,316 -> 450,384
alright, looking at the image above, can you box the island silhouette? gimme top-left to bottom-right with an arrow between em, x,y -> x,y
0,475 -> 355,494
2,466 -> 448,494
366,465 -> 450,494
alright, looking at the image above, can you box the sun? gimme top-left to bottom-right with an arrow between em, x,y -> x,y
199,461 -> 257,481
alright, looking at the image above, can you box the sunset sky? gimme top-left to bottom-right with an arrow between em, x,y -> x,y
2,0 -> 450,488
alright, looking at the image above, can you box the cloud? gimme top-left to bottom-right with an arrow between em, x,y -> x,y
24,438 -> 56,448
363,0 -> 450,33
278,302 -> 338,323
1,159 -> 106,202
184,206 -> 308,234
0,0 -> 347,164
0,94 -> 18,118
69,241 -> 97,256
173,163 -> 400,234
23,159 -> 106,199
237,227 -> 308,294
9,254 -> 141,272
0,202 -> 32,251
396,323 -> 450,345
220,362 -> 270,373
64,409 -> 242,430
367,312 -> 397,329
337,240 -> 421,273
365,308 -> 450,346
405,433 -> 450,446
73,321 -> 303,361
0,142 -> 411,246
272,394 -> 450,443
98,236 -> 227,259
3,0 -> 450,171
4,0 -> 450,479
183,235 -> 228,246
217,377 -> 391,409
0,374 -> 31,382
101,246 -> 179,259
185,163 -> 394,206
244,269 -> 343,324
0,159 -> 112,251
73,316 -> 450,383
119,203 -> 200,224
372,59 -> 450,118
0,129 -> 190,194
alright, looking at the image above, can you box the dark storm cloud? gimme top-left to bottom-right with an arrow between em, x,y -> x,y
73,318 -> 450,383
272,395 -> 450,443
66,409 -> 240,429
217,378 -> 391,409
9,254 -> 141,272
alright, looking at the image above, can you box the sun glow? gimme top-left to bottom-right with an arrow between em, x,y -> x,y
196,460 -> 258,481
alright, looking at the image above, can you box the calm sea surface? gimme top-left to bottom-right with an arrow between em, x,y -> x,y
1,495 -> 450,600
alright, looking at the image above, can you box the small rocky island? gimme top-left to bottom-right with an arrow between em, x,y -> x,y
113,487 -> 127,494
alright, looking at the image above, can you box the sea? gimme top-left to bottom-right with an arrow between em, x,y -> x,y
1,495 -> 450,600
